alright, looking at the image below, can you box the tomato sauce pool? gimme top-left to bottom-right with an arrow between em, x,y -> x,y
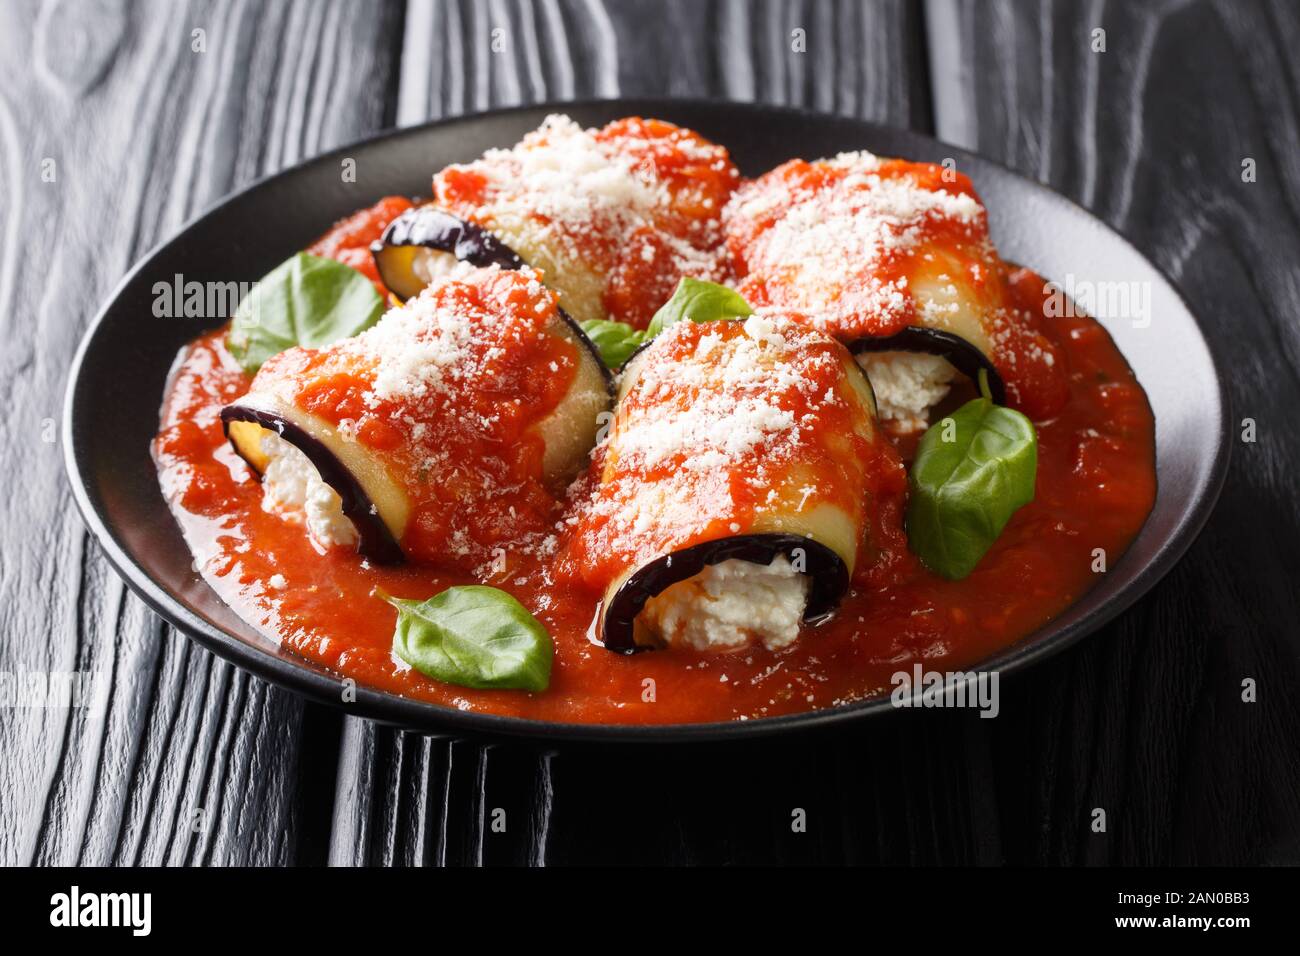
152,205 -> 1156,725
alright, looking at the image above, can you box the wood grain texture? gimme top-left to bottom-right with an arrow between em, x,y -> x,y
396,0 -> 929,124
924,0 -> 1300,864
0,0 -> 403,866
6,0 -> 1296,867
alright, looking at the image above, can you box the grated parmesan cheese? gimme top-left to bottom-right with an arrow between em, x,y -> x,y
566,314 -> 876,577
724,152 -> 989,338
434,114 -> 737,326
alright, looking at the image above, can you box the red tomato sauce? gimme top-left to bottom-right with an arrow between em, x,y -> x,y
153,202 -> 1156,726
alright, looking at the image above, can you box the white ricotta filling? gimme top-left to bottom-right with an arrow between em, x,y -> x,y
410,248 -> 464,287
857,351 -> 957,433
639,555 -> 810,652
258,432 -> 358,552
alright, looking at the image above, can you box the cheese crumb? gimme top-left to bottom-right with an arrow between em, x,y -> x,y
857,351 -> 957,433
257,432 -> 358,552
640,556 -> 810,652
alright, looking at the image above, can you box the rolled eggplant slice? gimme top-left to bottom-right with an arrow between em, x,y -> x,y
223,400 -> 407,564
724,151 -> 1068,424
601,535 -> 849,654
565,313 -> 905,653
224,265 -> 613,569
371,206 -> 526,302
426,114 -> 740,329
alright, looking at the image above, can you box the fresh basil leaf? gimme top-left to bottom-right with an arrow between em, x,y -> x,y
227,252 -> 384,375
644,277 -> 752,338
906,397 -> 1038,580
579,319 -> 648,369
382,586 -> 552,692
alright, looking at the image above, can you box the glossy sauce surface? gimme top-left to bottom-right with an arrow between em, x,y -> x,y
152,167 -> 1159,723
155,280 -> 1155,726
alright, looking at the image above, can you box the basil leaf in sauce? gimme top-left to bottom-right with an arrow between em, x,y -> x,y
227,252 -> 384,375
382,586 -> 553,692
906,396 -> 1038,580
579,319 -> 648,369
644,277 -> 753,338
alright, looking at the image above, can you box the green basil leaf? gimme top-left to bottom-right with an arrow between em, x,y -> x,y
905,397 -> 1038,580
227,252 -> 384,375
578,319 -> 648,369
644,277 -> 753,338
383,586 -> 553,692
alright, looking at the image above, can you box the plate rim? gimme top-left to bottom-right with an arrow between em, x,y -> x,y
62,96 -> 1233,744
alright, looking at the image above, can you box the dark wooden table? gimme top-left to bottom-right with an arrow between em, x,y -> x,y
4,0 -> 1297,866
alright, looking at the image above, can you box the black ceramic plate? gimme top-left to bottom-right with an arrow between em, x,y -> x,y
63,99 -> 1230,743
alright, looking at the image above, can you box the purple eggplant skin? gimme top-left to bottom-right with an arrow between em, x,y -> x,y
850,326 -> 1007,406
370,206 -> 524,297
220,404 -> 406,565
599,534 -> 849,653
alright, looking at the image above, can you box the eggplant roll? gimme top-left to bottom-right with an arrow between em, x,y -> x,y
567,313 -> 905,653
723,152 -> 1069,426
222,265 -> 612,568
373,115 -> 740,329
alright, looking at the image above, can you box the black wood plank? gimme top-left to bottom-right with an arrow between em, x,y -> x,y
924,0 -> 1300,864
0,0 -> 403,866
397,0 -> 930,124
